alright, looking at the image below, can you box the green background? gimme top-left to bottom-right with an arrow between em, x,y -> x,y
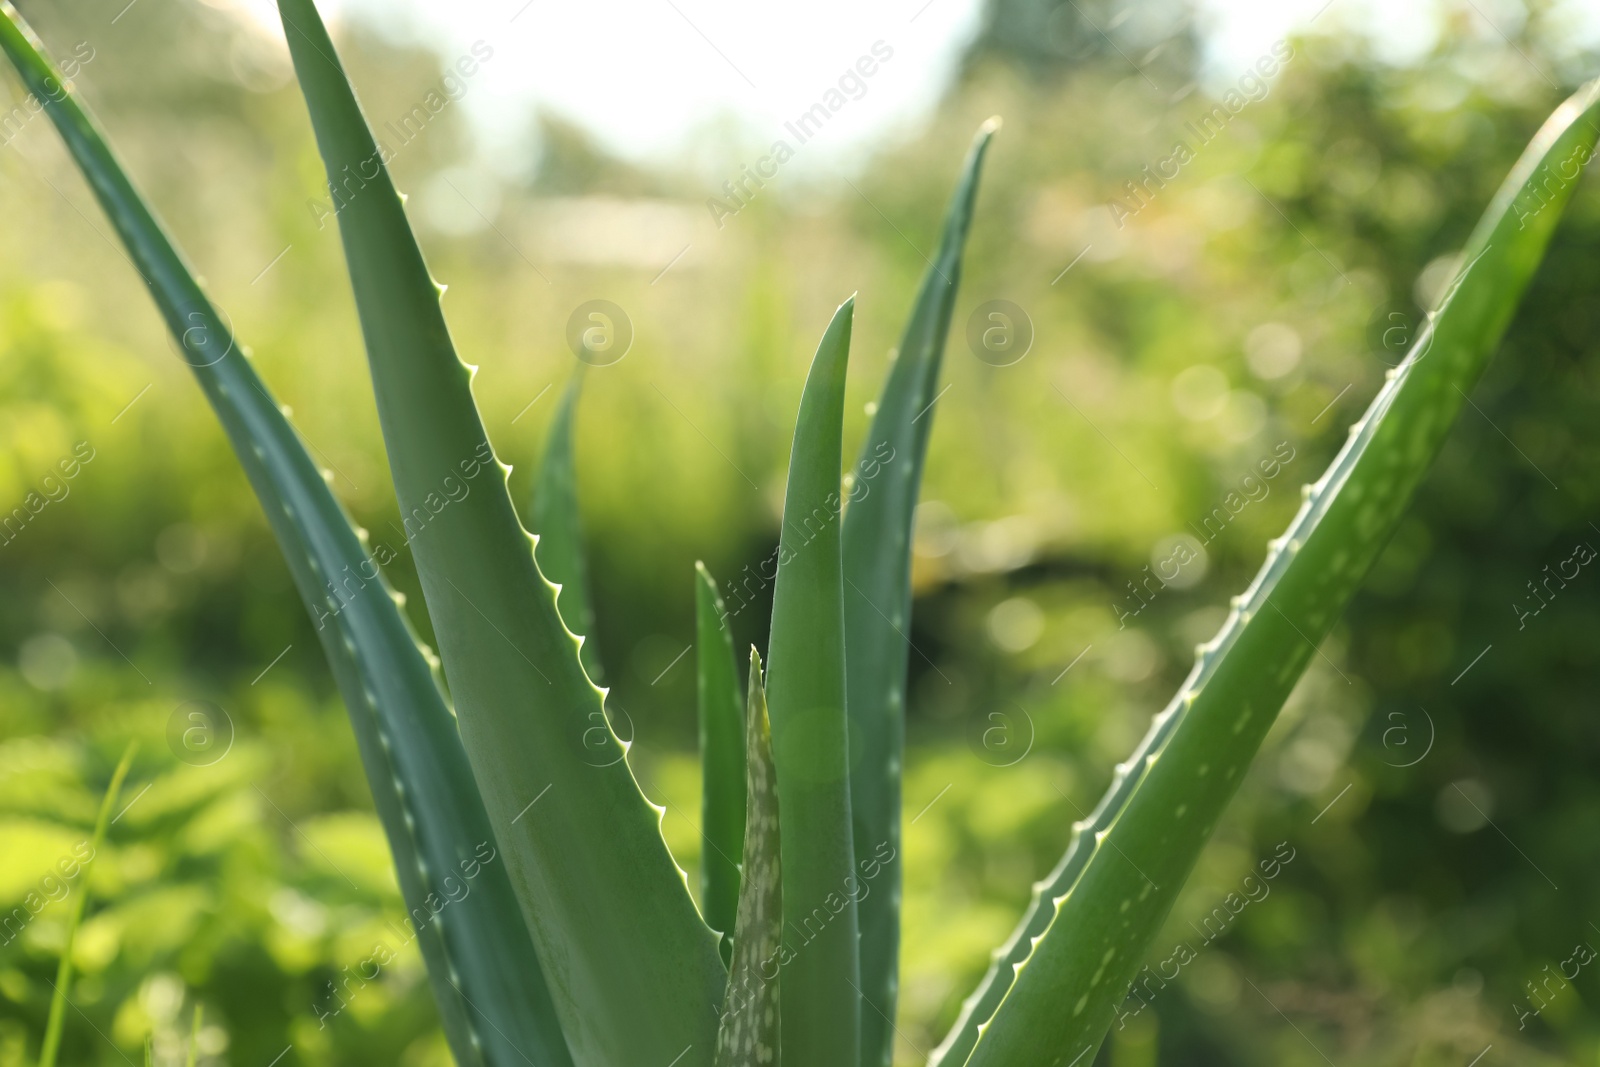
1,0 -> 1598,1063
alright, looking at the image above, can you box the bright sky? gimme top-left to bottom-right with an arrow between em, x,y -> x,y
220,0 -> 1600,176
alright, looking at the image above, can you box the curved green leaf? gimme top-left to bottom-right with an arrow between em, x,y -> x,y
531,372 -> 604,684
275,3 -> 725,1064
0,10 -> 575,1065
39,742 -> 133,1067
841,120 -> 995,1067
714,649 -> 781,1067
940,80 -> 1600,1067
697,562 -> 746,960
766,296 -> 859,1067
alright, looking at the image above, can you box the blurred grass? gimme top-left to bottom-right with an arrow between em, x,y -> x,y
0,0 -> 1598,1064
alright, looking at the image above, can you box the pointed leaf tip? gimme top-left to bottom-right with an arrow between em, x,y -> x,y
843,117 -> 994,1067
767,294 -> 858,1067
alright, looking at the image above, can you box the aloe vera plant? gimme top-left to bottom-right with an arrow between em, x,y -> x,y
5,1 -> 1598,1063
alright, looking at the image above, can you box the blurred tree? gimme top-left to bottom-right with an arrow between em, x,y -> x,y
959,0 -> 1199,90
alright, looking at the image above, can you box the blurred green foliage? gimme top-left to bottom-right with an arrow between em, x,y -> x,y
1,0 -> 1599,1064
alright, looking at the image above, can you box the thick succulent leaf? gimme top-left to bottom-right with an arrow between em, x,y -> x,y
531,372 -> 605,684
714,649 -> 782,1067
697,562 -> 747,959
941,81 -> 1600,1067
39,742 -> 133,1067
275,3 -> 725,1063
0,11 -> 574,1066
765,296 -> 859,1067
840,120 -> 995,1067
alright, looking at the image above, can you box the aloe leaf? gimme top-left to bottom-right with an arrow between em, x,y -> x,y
531,372 -> 604,684
841,120 -> 995,1067
697,562 -> 746,960
764,296 -> 859,1067
0,10 -> 575,1065
940,81 -> 1600,1067
38,742 -> 133,1067
275,2 -> 725,1062
714,649 -> 782,1067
